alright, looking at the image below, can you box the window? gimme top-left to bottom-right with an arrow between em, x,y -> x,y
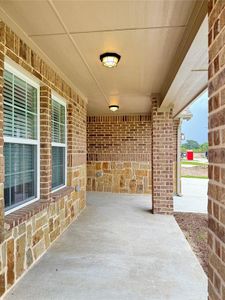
51,96 -> 66,190
3,65 -> 39,211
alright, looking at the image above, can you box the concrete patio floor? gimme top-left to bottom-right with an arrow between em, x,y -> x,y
174,178 -> 208,213
4,192 -> 207,300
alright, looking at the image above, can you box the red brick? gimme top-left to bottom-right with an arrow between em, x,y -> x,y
151,98 -> 174,214
209,3 -> 225,298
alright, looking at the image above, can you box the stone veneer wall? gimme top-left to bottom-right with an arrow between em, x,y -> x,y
0,21 -> 87,297
208,1 -> 225,299
87,161 -> 151,193
87,115 -> 151,194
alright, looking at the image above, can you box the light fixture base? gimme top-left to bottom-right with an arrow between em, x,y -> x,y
100,52 -> 121,68
109,105 -> 119,112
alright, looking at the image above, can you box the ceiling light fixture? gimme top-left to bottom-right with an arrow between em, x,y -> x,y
109,105 -> 119,112
100,52 -> 121,68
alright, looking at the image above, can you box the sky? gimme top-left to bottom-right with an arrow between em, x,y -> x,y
181,91 -> 208,145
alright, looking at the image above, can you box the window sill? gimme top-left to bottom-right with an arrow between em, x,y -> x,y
51,186 -> 74,202
4,200 -> 48,231
4,186 -> 75,231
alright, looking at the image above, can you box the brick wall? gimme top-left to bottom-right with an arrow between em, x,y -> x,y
173,120 -> 180,195
0,44 -> 4,243
208,1 -> 225,299
151,97 -> 174,214
87,115 -> 151,194
40,86 -> 52,202
0,21 -> 87,296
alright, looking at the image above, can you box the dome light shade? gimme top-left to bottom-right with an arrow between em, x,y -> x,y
100,52 -> 121,68
109,105 -> 119,112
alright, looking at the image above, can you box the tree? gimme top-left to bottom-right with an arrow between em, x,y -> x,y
182,140 -> 200,150
200,142 -> 208,152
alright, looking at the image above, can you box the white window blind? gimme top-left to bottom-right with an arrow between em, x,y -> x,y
3,67 -> 39,211
4,70 -> 37,139
51,97 -> 66,190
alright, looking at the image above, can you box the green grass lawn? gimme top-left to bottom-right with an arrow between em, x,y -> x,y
181,161 -> 208,167
182,175 -> 208,179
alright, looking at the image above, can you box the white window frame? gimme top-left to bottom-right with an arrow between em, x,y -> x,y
4,62 -> 40,215
51,92 -> 67,192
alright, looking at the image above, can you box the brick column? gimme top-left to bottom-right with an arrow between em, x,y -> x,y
151,96 -> 174,214
173,119 -> 181,195
208,1 -> 225,299
67,102 -> 74,186
40,86 -> 52,202
0,42 -> 4,241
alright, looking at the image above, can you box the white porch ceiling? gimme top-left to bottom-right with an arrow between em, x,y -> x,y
0,0 -> 207,116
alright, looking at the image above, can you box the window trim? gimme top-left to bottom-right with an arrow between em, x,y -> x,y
4,62 -> 40,215
51,92 -> 67,192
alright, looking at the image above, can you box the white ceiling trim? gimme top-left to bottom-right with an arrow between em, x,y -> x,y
160,0 -> 207,102
160,14 -> 208,118
47,0 -> 110,106
174,85 -> 207,119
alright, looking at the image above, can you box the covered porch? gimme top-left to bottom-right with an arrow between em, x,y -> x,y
0,0 -> 223,299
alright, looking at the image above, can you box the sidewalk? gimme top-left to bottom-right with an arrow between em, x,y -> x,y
174,178 -> 208,213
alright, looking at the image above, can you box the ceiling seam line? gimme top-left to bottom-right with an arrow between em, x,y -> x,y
28,24 -> 187,37
47,0 -> 110,106
0,6 -> 88,103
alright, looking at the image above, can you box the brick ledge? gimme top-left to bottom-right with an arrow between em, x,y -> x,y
4,186 -> 75,231
4,201 -> 48,231
51,186 -> 74,201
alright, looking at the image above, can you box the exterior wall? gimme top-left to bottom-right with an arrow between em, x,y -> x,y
0,21 -> 87,296
173,120 -> 179,195
173,119 -> 181,195
87,115 -> 151,194
0,36 -> 4,244
208,1 -> 225,299
151,97 -> 174,214
87,161 -> 151,193
40,86 -> 52,202
1,165 -> 86,295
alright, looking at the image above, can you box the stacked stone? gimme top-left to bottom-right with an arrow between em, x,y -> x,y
87,161 -> 151,194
